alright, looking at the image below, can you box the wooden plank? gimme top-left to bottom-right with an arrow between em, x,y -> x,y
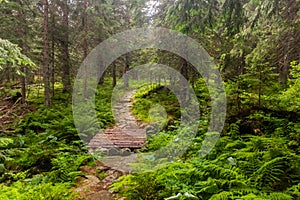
88,128 -> 146,149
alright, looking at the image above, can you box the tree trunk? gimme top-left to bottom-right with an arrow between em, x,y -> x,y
62,1 -> 71,93
111,4 -> 118,88
123,2 -> 130,88
123,53 -> 130,88
43,0 -> 51,106
180,58 -> 189,102
98,67 -> 104,84
258,67 -> 262,110
112,62 -> 117,87
16,0 -> 26,104
83,0 -> 88,98
279,0 -> 296,84
279,37 -> 291,84
236,56 -> 246,110
6,69 -> 10,83
50,9 -> 55,97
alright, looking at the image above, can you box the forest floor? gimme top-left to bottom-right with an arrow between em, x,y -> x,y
73,90 -> 146,200
0,95 -> 31,134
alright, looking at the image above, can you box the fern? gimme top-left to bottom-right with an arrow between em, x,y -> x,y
48,152 -> 90,184
251,157 -> 286,189
263,192 -> 293,200
0,138 -> 14,149
203,164 -> 241,180
196,181 -> 220,194
287,184 -> 300,199
0,181 -> 75,200
237,193 -> 263,200
209,191 -> 233,200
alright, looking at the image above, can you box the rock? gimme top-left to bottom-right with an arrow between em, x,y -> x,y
96,164 -> 110,172
86,190 -> 112,200
101,171 -> 122,189
119,124 -> 127,129
145,125 -> 156,136
108,148 -> 121,156
85,175 -> 101,184
79,166 -> 97,176
121,148 -> 131,156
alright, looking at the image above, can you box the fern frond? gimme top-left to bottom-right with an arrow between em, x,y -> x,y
209,191 -> 233,200
251,157 -> 286,188
263,192 -> 293,200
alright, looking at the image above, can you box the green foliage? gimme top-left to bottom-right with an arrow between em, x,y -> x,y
113,132 -> 300,199
120,76 -> 300,199
133,84 -> 181,125
20,106 -> 70,132
279,62 -> 300,112
251,157 -> 287,189
95,82 -> 115,128
0,181 -> 76,200
147,130 -> 175,151
0,85 -> 116,197
0,138 -> 13,149
0,38 -> 36,74
48,152 -> 91,184
1,0 -> 299,198
112,161 -> 200,200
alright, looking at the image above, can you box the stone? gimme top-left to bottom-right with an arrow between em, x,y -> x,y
108,148 -> 121,156
121,148 -> 131,156
86,190 -> 112,200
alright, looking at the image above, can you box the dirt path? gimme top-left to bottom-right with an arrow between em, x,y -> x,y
113,90 -> 139,129
74,90 -> 144,200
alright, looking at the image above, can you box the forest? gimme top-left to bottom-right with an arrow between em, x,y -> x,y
0,0 -> 300,199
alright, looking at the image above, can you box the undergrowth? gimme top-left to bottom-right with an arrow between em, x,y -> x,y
113,79 -> 300,200
0,81 -> 115,199
132,84 -> 181,125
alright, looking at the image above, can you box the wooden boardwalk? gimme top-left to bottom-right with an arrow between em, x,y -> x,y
88,90 -> 147,154
88,128 -> 146,150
